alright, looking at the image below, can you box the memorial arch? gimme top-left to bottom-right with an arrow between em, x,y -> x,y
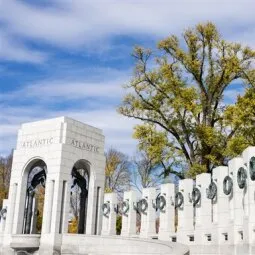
0,117 -> 106,255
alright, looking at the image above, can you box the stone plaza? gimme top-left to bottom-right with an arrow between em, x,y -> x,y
0,117 -> 255,254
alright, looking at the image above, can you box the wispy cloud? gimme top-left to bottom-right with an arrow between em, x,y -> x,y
1,0 -> 255,50
0,32 -> 48,63
0,106 -> 139,156
0,67 -> 130,102
1,79 -> 125,102
0,67 -> 137,156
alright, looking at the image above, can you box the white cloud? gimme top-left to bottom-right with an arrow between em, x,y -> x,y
0,31 -> 48,63
0,67 -> 137,156
17,79 -> 125,100
0,67 -> 131,102
0,106 -> 139,156
1,0 -> 255,49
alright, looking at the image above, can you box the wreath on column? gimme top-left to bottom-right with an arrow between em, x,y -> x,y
155,194 -> 166,211
192,187 -> 201,206
206,181 -> 217,200
175,192 -> 184,208
139,198 -> 148,214
237,167 -> 247,189
249,156 -> 255,181
0,207 -> 7,220
122,200 -> 130,214
223,176 -> 233,195
102,202 -> 110,217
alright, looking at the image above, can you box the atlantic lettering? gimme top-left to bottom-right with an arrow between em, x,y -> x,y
70,139 -> 99,153
21,137 -> 53,148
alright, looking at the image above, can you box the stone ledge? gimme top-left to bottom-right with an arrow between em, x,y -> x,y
61,234 -> 189,255
10,234 -> 40,250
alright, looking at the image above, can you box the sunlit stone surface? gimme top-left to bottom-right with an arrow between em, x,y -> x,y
1,117 -> 255,254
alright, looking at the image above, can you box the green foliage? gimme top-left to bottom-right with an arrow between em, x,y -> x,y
116,215 -> 122,235
68,217 -> 78,233
133,124 -> 168,163
35,185 -> 45,233
118,22 -> 255,178
224,87 -> 255,156
104,187 -> 113,193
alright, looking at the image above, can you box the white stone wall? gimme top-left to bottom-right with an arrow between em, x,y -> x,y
158,183 -> 175,241
194,173 -> 212,246
177,178 -> 194,244
105,146 -> 255,255
121,190 -> 137,237
140,187 -> 157,238
101,193 -> 117,235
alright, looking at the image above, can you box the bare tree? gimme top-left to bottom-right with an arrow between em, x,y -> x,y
0,151 -> 13,208
105,148 -> 131,197
131,151 -> 163,193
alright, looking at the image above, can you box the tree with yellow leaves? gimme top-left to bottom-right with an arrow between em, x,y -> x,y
105,148 -> 131,196
0,152 -> 12,208
119,22 -> 255,178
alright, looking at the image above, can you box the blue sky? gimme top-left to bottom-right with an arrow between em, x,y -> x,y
0,0 -> 255,156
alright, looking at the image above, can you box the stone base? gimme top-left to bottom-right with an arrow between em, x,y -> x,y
61,234 -> 189,255
189,243 -> 250,255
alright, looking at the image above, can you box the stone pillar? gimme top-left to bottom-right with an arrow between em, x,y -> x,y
41,179 -> 55,234
61,180 -> 71,235
39,175 -> 65,255
229,157 -> 248,255
85,177 -> 96,235
101,192 -> 117,235
4,183 -> 18,235
121,190 -> 137,237
194,173 -> 212,245
242,146 -> 255,255
12,172 -> 30,235
158,183 -> 175,241
140,187 -> 156,238
0,199 -> 8,234
95,184 -> 104,235
31,196 -> 38,234
212,166 -> 233,252
50,177 -> 63,233
177,179 -> 194,244
0,199 -> 8,250
2,182 -> 18,254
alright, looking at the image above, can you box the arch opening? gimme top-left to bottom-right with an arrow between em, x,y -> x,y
69,160 -> 90,234
22,159 -> 47,234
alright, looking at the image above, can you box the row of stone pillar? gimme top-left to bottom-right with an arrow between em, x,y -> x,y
101,146 -> 255,253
